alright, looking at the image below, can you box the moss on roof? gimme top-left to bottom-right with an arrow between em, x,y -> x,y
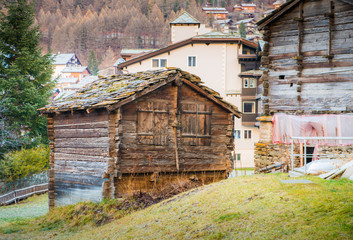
40,68 -> 240,115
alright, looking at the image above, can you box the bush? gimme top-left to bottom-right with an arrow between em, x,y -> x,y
0,145 -> 50,182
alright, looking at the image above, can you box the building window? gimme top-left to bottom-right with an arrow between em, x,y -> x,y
181,103 -> 212,146
234,153 -> 241,161
244,130 -> 252,139
160,59 -> 167,67
244,78 -> 249,88
249,78 -> 256,88
243,101 -> 255,113
137,101 -> 169,145
152,59 -> 167,68
152,59 -> 159,68
234,130 -> 241,139
188,56 -> 196,67
244,78 -> 256,88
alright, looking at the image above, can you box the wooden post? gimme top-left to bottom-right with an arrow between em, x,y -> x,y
47,115 -> 55,210
103,110 -> 118,199
173,79 -> 183,172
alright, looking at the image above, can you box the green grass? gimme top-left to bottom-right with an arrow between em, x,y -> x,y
0,193 -> 48,226
1,174 -> 353,240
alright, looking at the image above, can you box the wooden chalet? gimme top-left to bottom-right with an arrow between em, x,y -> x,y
40,68 -> 240,207
254,0 -> 353,171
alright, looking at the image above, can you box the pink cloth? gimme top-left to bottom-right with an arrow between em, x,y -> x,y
272,113 -> 353,146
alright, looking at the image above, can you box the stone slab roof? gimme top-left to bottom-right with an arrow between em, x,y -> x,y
40,68 -> 240,117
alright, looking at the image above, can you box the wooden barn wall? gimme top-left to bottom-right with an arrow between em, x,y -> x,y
117,82 -> 233,175
53,110 -> 110,206
266,0 -> 353,113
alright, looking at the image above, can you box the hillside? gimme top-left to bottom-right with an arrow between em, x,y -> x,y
1,174 -> 353,239
0,0 -> 276,67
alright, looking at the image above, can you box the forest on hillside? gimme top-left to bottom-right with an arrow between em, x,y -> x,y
4,0 -> 276,68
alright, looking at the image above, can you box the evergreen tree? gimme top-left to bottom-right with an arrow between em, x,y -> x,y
0,0 -> 55,151
88,50 -> 99,75
239,22 -> 246,38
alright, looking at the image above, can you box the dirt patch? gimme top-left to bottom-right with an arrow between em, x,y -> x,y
120,178 -> 202,212
64,178 -> 203,227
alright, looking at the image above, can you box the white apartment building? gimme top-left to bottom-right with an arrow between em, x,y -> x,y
117,11 -> 260,168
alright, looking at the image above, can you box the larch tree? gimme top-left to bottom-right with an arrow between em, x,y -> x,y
0,0 -> 55,151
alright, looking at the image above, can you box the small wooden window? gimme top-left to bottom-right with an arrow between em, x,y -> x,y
181,103 -> 212,146
137,101 -> 169,145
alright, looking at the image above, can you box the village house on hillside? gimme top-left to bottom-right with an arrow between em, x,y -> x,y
40,68 -> 240,207
53,53 -> 82,78
116,11 -> 260,168
255,0 -> 353,171
233,3 -> 257,18
202,7 -> 229,20
52,53 -> 95,99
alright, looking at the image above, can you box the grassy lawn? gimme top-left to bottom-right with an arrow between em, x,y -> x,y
1,174 -> 353,239
0,193 -> 48,226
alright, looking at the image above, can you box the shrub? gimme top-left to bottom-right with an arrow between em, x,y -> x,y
0,145 -> 50,182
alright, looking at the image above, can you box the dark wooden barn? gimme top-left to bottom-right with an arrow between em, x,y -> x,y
254,0 -> 353,171
40,68 -> 240,207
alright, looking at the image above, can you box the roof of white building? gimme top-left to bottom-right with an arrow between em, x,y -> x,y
170,11 -> 200,24
194,31 -> 240,39
120,49 -> 156,55
114,58 -> 126,67
53,53 -> 75,65
56,77 -> 79,84
235,18 -> 255,25
202,7 -> 227,11
241,3 -> 256,7
61,66 -> 89,73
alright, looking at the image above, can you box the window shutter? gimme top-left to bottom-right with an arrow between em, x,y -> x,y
181,103 -> 212,146
137,101 -> 169,145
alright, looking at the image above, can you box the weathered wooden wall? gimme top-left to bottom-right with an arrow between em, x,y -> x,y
263,0 -> 353,113
50,81 -> 234,204
116,81 -> 233,190
53,110 -> 110,206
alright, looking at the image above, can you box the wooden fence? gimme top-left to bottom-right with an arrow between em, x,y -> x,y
0,183 -> 48,205
0,171 -> 48,205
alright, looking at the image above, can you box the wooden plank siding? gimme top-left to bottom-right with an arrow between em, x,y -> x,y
265,0 -> 353,113
118,82 -> 233,175
53,110 -> 110,206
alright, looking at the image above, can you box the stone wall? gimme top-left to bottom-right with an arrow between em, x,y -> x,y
254,142 -> 300,172
319,146 -> 353,162
255,142 -> 353,173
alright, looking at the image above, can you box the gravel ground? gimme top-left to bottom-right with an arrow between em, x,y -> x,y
0,194 -> 48,226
